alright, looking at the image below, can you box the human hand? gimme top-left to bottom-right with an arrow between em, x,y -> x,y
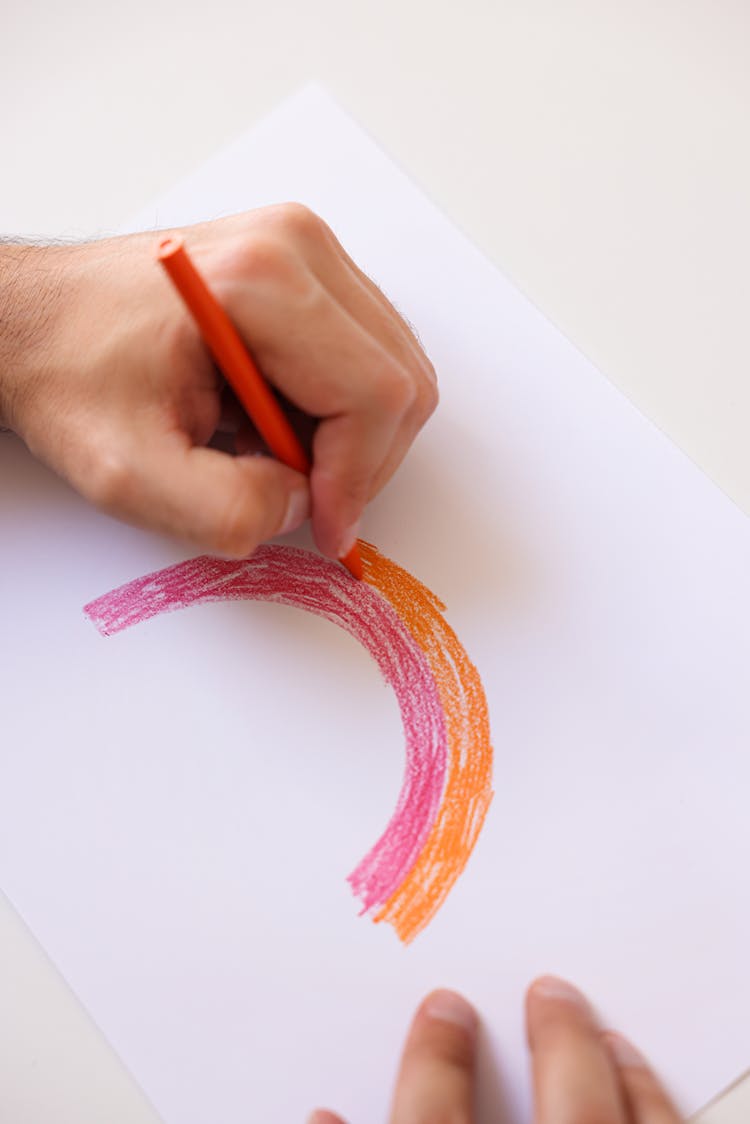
308,976 -> 682,1123
0,206 -> 436,558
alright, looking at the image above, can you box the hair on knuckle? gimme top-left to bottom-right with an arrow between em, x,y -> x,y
419,373 -> 439,419
424,359 -> 439,399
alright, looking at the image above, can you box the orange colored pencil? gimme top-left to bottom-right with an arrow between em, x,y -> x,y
157,235 -> 363,580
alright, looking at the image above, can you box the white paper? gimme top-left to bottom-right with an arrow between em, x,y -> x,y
2,85 -> 749,1124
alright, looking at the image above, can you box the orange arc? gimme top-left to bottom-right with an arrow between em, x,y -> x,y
360,541 -> 494,943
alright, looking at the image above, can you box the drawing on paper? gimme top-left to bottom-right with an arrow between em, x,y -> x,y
84,542 -> 493,943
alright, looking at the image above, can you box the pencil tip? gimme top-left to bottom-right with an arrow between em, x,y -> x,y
340,543 -> 364,580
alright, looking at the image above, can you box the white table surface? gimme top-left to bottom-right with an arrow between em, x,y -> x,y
1,2 -> 748,1120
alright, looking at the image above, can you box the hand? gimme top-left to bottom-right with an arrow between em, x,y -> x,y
0,206 -> 437,559
309,976 -> 682,1123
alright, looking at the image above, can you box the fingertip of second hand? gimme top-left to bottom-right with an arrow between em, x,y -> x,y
528,976 -> 592,1015
422,989 -> 478,1035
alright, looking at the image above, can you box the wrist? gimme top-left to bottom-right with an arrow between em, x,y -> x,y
0,242 -> 72,431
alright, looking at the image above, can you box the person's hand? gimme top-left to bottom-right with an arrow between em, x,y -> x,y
0,206 -> 437,559
308,976 -> 682,1123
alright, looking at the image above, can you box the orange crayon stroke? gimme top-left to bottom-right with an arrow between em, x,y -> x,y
360,542 -> 494,943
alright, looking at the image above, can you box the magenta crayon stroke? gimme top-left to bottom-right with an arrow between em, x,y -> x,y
84,546 -> 447,917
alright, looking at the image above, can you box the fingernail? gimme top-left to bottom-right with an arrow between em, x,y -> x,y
280,486 -> 310,535
423,989 -> 478,1035
338,521 -> 360,559
531,976 -> 590,1011
604,1032 -> 647,1069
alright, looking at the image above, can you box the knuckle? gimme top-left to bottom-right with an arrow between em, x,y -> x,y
338,466 -> 371,508
267,201 -> 325,244
373,362 -> 417,416
424,355 -> 439,397
240,237 -> 300,289
237,236 -> 317,305
81,447 -> 134,512
417,364 -> 439,419
212,488 -> 260,559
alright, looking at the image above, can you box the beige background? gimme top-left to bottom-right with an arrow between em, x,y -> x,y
1,1 -> 748,1120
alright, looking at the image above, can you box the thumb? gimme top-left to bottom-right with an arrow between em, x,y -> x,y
117,443 -> 310,557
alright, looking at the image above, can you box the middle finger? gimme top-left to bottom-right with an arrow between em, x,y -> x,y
527,976 -> 627,1124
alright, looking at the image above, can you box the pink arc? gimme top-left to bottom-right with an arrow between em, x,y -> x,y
84,546 -> 447,920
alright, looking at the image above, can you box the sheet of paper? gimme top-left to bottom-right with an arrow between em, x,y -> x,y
2,85 -> 750,1124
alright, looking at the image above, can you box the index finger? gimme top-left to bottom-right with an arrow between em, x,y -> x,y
222,263 -> 416,560
390,989 -> 478,1124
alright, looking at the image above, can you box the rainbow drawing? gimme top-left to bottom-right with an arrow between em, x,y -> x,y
84,542 -> 493,943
